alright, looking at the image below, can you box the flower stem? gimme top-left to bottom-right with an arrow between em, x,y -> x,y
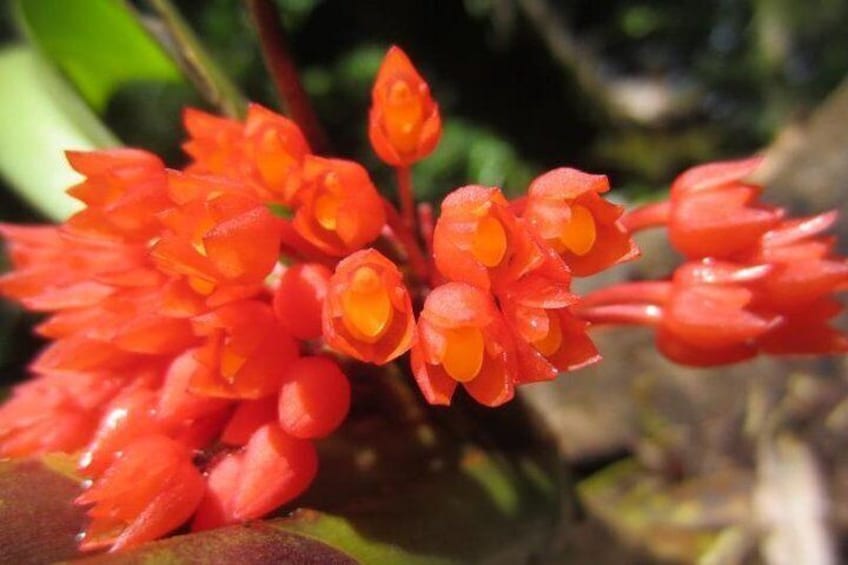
246,0 -> 330,153
395,165 -> 417,233
418,202 -> 435,257
580,281 -> 671,307
577,304 -> 663,326
621,200 -> 671,233
383,199 -> 429,287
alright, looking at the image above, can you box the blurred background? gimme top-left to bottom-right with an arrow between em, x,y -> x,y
2,1 -> 848,562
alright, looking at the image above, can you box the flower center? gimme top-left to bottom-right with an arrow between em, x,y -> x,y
220,348 -> 247,382
533,311 -> 562,356
385,78 -> 424,153
314,173 -> 342,230
341,266 -> 393,343
255,131 -> 297,194
441,326 -> 485,382
558,204 -> 596,256
472,215 -> 508,267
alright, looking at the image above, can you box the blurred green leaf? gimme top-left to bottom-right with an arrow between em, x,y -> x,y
414,120 -> 536,203
15,0 -> 183,112
0,46 -> 118,220
578,459 -> 752,563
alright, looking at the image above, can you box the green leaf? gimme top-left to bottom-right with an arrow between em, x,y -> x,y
15,0 -> 184,113
578,458 -> 752,562
0,46 -> 119,220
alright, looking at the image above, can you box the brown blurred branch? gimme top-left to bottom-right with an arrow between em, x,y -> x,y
245,0 -> 330,153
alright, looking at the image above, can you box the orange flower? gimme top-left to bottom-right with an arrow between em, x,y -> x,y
433,185 -> 543,291
0,371 -> 120,457
157,350 -> 231,426
182,108 -> 244,175
189,301 -> 300,399
749,212 -> 848,310
577,260 -> 780,367
183,104 -> 310,206
192,423 -> 317,530
78,387 -> 161,477
411,282 -> 517,406
668,157 -> 782,259
151,171 -> 283,305
36,286 -> 198,356
241,104 -> 311,204
0,225 -> 151,311
657,274 -> 777,366
293,156 -> 386,257
523,168 -> 638,276
746,212 -> 848,355
369,46 -> 441,166
273,263 -> 332,341
278,356 -> 351,439
64,149 -> 171,242
503,302 -> 599,382
323,249 -> 416,364
76,435 -> 206,552
220,397 -> 277,446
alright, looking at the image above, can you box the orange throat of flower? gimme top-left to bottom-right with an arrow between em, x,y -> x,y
552,204 -> 596,256
440,326 -> 485,382
314,172 -> 343,231
384,77 -> 425,154
471,215 -> 508,267
341,266 -> 393,343
532,311 -> 563,357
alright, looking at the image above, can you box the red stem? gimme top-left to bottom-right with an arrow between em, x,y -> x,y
577,304 -> 663,327
382,199 -> 429,285
621,200 -> 672,233
580,281 -> 672,308
247,0 -> 330,153
395,166 -> 417,233
418,202 -> 435,257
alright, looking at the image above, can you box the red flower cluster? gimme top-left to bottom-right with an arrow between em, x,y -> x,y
581,158 -> 848,365
0,45 -> 631,551
0,43 -> 844,554
0,139 -> 354,550
411,175 -> 635,406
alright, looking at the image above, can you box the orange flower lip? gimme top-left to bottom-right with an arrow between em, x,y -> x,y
411,282 -> 517,407
340,265 -> 394,343
323,248 -> 416,365
294,157 -> 386,257
440,326 -> 485,382
523,167 -> 638,276
434,185 -> 543,291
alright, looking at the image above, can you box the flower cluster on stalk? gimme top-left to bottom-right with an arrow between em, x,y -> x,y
0,45 -> 845,553
579,157 -> 848,365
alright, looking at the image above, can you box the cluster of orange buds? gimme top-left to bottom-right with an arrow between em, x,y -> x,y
579,157 -> 848,365
0,139 -> 354,551
0,42 -> 845,555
